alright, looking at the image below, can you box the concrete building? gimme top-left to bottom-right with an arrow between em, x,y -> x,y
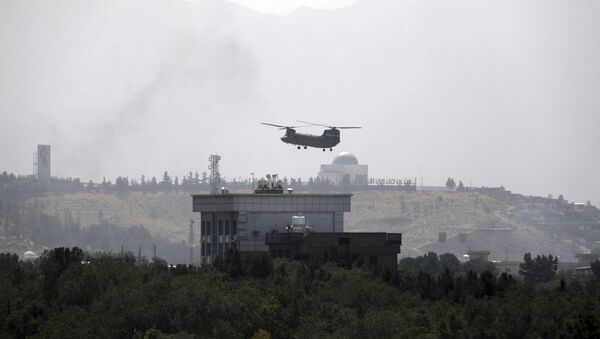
493,261 -> 521,275
575,253 -> 599,266
36,144 -> 51,181
193,192 -> 351,263
266,232 -> 402,271
574,266 -> 595,281
317,151 -> 368,186
467,250 -> 491,262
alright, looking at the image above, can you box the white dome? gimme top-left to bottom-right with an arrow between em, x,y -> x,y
24,251 -> 38,260
332,151 -> 359,165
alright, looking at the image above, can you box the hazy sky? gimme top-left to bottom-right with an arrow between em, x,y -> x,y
1,0 -> 599,204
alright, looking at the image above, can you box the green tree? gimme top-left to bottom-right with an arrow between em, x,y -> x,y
446,178 -> 456,191
591,260 -> 600,281
439,253 -> 461,272
39,247 -> 84,303
160,171 -> 172,190
519,252 -> 558,284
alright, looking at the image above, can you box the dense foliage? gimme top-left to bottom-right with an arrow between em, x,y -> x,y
519,252 -> 559,284
2,248 -> 600,338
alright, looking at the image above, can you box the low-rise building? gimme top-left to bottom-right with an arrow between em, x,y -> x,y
266,232 -> 402,271
493,261 -> 521,275
193,191 -> 351,263
575,253 -> 599,266
467,250 -> 491,262
317,151 -> 368,186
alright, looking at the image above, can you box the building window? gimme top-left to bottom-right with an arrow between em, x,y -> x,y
369,256 -> 378,266
225,220 -> 230,236
200,243 -> 205,257
232,221 -> 237,235
218,220 -> 223,235
206,243 -> 212,256
338,237 -> 351,246
206,221 -> 211,235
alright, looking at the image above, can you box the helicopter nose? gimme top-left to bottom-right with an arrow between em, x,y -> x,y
281,136 -> 287,141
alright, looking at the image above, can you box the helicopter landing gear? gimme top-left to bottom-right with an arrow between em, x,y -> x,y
304,146 -> 307,149
322,149 -> 326,152
330,148 -> 333,151
297,146 -> 301,149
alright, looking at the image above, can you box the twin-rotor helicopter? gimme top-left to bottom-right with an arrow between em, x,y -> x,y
261,120 -> 361,151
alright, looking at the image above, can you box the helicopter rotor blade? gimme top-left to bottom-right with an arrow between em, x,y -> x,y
296,120 -> 361,129
261,122 -> 287,128
262,122 -> 312,130
296,120 -> 330,128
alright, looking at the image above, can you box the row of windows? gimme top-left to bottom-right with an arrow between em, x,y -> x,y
201,220 -> 237,236
200,242 -> 236,257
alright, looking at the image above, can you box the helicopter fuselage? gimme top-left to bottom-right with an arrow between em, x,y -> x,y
280,128 -> 340,149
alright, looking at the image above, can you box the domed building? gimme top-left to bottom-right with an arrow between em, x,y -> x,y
23,251 -> 38,261
318,151 -> 368,185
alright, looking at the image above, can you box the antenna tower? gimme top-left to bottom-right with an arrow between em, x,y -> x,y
208,154 -> 221,194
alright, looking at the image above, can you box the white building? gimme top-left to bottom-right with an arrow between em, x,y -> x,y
318,151 -> 368,185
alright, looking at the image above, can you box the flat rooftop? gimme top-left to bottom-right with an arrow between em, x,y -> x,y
192,193 -> 352,213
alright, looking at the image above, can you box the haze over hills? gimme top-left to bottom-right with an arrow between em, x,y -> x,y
2,177 -> 597,263
1,0 -> 598,261
1,0 -> 599,204
3,2 -> 600,337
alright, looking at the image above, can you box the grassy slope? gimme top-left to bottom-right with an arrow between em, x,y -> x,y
39,192 -> 194,241
24,190 -> 592,261
36,191 -> 508,249
346,191 -> 509,249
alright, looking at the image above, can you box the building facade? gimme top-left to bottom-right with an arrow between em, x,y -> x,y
266,232 -> 402,271
36,144 -> 51,181
193,193 -> 351,263
318,151 -> 368,186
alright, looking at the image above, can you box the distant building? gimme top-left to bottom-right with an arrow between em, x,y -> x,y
23,251 -> 38,261
574,266 -> 594,282
438,232 -> 447,243
193,191 -> 351,264
266,232 -> 402,271
36,144 -> 51,181
575,253 -> 599,266
467,250 -> 491,262
494,261 -> 520,275
317,151 -> 368,186
573,203 -> 586,213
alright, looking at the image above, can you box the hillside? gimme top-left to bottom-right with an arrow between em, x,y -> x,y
346,191 -> 509,249
0,188 -> 600,261
10,188 -> 595,263
38,191 -> 194,241
32,190 -> 508,248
